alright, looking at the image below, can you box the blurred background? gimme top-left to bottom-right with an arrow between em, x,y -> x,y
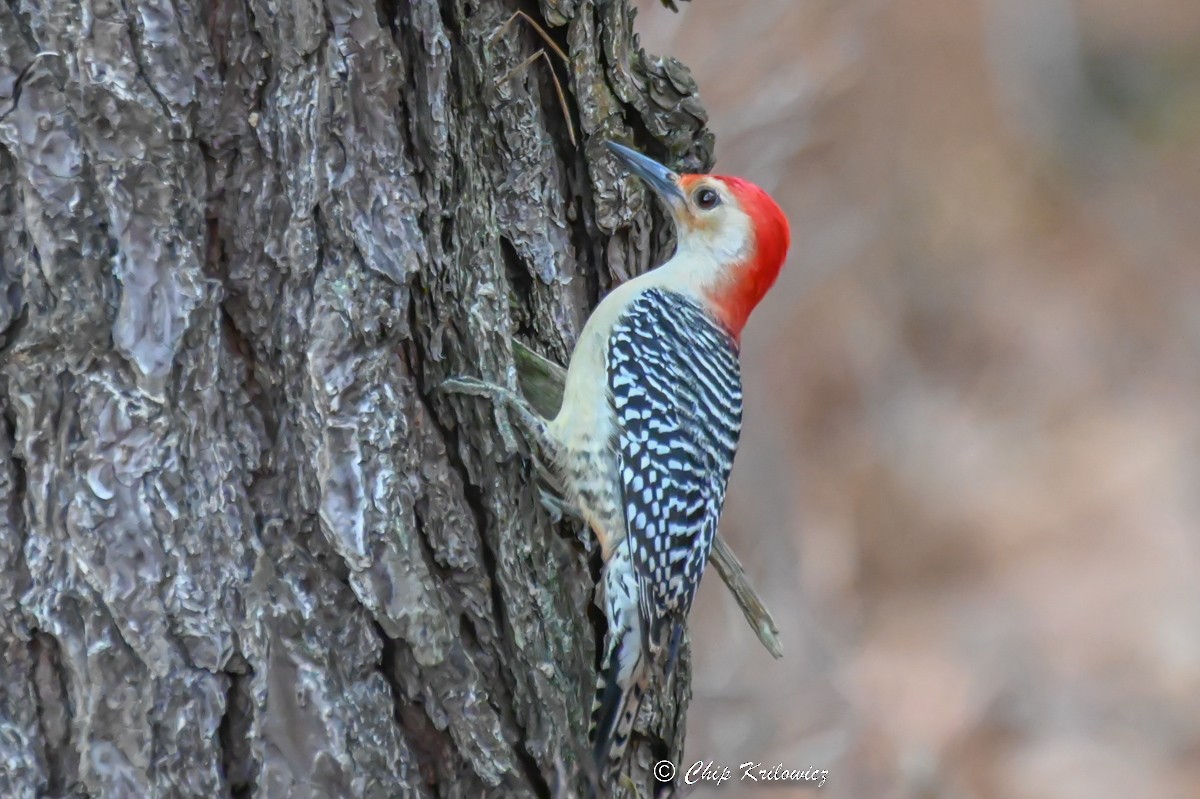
631,0 -> 1200,796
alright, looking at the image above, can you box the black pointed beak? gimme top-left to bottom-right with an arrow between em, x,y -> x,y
605,141 -> 687,210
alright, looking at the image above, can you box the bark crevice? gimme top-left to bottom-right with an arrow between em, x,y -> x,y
29,631 -> 76,797
217,661 -> 255,799
376,626 -> 434,787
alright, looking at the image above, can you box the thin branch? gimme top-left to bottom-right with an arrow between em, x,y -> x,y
490,11 -> 570,66
489,12 -> 577,147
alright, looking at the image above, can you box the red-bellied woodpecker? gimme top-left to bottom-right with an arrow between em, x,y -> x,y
443,141 -> 790,790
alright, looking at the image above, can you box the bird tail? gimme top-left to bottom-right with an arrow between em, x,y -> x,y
589,547 -> 648,785
590,645 -> 647,782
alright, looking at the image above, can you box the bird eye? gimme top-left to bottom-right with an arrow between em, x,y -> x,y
694,187 -> 721,210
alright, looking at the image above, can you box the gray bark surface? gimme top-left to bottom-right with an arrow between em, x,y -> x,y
0,0 -> 712,796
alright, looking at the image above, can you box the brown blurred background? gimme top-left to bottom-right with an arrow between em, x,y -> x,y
632,1 -> 1200,796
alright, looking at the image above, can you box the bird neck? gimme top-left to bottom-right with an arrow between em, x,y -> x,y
654,242 -> 785,342
703,252 -> 784,340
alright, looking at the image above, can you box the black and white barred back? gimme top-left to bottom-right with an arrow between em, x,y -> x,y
607,287 -> 743,658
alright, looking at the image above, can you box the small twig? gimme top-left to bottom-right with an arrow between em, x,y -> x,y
489,11 -> 577,147
490,11 -> 570,65
512,339 -> 783,659
708,535 -> 783,658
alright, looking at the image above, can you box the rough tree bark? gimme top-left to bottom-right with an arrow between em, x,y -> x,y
0,0 -> 718,797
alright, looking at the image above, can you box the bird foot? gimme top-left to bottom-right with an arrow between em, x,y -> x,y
440,376 -> 521,453
440,376 -> 504,399
538,487 -> 582,523
537,488 -> 594,554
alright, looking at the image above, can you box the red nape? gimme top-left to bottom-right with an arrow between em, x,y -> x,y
706,176 -> 791,339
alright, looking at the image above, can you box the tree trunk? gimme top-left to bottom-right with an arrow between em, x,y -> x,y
0,0 -> 712,796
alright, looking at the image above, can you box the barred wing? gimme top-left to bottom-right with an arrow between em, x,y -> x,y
606,288 -> 742,657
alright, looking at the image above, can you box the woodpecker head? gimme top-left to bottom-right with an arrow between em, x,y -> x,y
606,141 -> 790,339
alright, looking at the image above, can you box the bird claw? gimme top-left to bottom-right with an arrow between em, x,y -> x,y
441,376 -> 522,454
538,488 -> 583,524
494,417 -> 521,456
539,488 -> 565,523
440,376 -> 498,398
